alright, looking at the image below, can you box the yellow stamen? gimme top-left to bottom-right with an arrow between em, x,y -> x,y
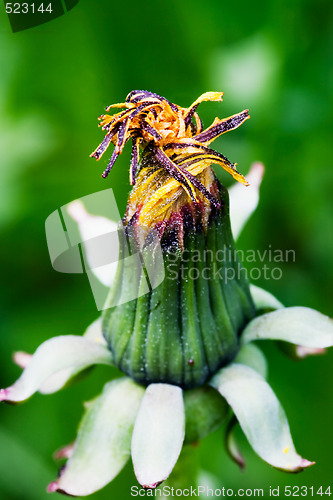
91,91 -> 250,229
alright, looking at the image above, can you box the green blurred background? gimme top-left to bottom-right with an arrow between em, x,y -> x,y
0,0 -> 332,498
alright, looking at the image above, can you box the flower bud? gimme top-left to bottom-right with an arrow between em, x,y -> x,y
102,159 -> 255,388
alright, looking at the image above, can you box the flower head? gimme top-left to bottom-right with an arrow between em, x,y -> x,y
91,92 -> 256,389
1,91 -> 333,497
91,90 -> 249,231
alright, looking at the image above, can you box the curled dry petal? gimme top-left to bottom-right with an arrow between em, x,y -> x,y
225,416 -> 246,470
91,90 -> 250,224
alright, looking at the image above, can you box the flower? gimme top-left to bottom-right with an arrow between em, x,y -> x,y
94,91 -> 255,389
1,91 -> 333,497
91,90 -> 250,235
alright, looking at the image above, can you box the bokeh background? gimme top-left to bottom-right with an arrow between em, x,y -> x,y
0,0 -> 332,498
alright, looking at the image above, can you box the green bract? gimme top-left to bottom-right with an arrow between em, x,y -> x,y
102,185 -> 255,389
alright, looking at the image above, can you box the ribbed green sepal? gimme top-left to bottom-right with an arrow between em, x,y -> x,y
102,186 -> 255,389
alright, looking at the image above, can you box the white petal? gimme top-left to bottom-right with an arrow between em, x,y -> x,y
211,363 -> 314,471
40,319 -> 106,394
67,200 -> 119,287
229,162 -> 264,239
131,383 -> 185,488
241,306 -> 333,348
0,335 -> 113,403
250,284 -> 284,312
48,378 -> 145,496
40,318 -> 107,394
38,367 -> 81,395
12,351 -> 32,369
234,343 -> 268,378
10,319 -> 107,396
82,317 -> 106,346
